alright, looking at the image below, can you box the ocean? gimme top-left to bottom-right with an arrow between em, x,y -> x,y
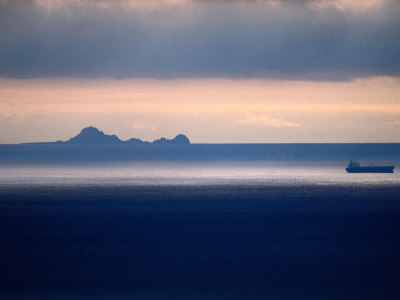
1,162 -> 400,299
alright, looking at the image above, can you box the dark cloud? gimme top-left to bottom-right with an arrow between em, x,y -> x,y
0,0 -> 399,81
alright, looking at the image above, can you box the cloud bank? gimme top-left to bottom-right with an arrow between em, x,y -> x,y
0,0 -> 399,81
238,114 -> 301,128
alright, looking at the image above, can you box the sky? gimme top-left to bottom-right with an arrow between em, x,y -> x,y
0,0 -> 399,143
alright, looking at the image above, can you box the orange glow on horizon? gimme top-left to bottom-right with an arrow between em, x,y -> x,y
1,77 -> 400,143
1,77 -> 400,116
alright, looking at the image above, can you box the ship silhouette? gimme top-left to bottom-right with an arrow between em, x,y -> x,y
345,160 -> 394,173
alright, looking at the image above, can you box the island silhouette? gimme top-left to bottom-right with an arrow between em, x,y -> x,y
0,127 -> 399,164
58,126 -> 190,145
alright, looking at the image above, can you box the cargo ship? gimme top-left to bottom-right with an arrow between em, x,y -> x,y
345,160 -> 394,173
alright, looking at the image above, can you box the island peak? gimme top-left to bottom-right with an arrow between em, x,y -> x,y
62,127 -> 190,145
66,126 -> 122,144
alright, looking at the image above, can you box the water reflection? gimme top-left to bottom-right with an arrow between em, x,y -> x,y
0,162 -> 398,186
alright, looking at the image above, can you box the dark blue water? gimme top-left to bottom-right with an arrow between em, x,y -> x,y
1,143 -> 400,164
1,164 -> 400,299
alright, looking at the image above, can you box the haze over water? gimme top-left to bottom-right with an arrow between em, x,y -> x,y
0,162 -> 399,187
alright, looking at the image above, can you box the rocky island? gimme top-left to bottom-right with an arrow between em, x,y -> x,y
45,126 -> 190,145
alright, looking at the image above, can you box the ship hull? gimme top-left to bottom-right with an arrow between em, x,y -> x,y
346,166 -> 394,173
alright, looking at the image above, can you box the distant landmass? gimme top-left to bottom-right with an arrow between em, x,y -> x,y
45,126 -> 190,145
1,127 -> 400,164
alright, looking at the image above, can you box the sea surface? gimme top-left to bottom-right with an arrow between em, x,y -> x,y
1,162 -> 400,299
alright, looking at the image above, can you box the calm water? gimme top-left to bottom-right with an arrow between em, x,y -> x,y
0,162 -> 399,186
1,162 -> 400,299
